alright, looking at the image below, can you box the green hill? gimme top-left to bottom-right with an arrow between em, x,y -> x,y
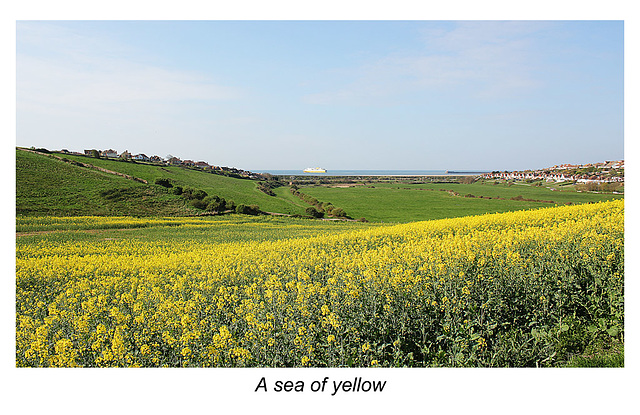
16,149 -> 308,217
16,148 -> 624,221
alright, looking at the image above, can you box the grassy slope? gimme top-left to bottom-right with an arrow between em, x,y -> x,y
16,150 -> 308,216
300,181 -> 624,222
59,153 -> 306,215
16,149 -> 195,216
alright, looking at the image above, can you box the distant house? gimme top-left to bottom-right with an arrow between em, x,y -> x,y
120,150 -> 132,160
167,157 -> 182,165
195,161 -> 210,168
102,149 -> 118,158
183,160 -> 196,167
133,154 -> 150,162
150,155 -> 163,163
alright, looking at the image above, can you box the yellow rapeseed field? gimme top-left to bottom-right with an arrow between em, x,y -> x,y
16,200 -> 624,367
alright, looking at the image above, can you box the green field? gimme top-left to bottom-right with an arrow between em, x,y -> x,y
299,181 -> 624,222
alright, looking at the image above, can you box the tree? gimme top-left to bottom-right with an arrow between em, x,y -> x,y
331,208 -> 346,218
204,195 -> 226,212
190,199 -> 208,210
236,204 -> 260,215
305,207 -> 324,218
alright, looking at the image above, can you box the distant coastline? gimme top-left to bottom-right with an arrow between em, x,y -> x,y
257,170 -> 489,177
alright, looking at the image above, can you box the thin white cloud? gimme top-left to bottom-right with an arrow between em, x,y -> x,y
17,22 -> 240,117
304,21 -> 549,106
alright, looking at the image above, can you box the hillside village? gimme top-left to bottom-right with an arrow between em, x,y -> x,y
482,160 -> 624,184
55,147 -> 263,179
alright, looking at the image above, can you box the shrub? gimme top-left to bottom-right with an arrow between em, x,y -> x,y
182,187 -> 207,200
181,187 -> 195,199
172,186 -> 183,195
331,208 -> 346,218
257,182 -> 276,196
190,199 -> 208,210
305,207 -> 324,218
155,178 -> 173,188
204,195 -> 226,212
236,204 -> 261,215
193,189 -> 207,200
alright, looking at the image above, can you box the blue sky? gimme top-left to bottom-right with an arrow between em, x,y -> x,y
16,20 -> 624,171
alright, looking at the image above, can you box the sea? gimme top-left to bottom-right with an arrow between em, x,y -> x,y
255,169 -> 489,177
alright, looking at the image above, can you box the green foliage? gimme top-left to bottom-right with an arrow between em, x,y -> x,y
563,340 -> 624,367
291,186 -> 350,219
236,204 -> 261,215
305,206 -> 324,218
181,187 -> 208,200
203,195 -> 227,212
331,207 -> 346,217
257,182 -> 276,196
190,199 -> 208,210
155,178 -> 173,188
257,177 -> 283,196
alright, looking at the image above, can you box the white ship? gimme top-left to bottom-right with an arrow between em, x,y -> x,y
303,167 -> 327,173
